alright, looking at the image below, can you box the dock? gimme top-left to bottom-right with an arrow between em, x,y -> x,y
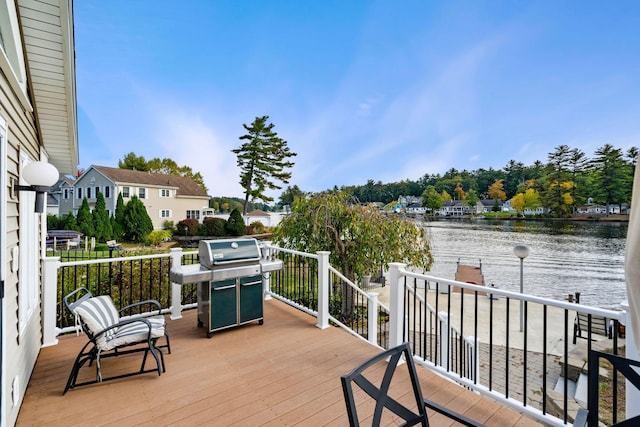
454,258 -> 487,295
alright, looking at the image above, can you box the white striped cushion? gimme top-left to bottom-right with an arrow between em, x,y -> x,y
101,319 -> 165,351
73,295 -> 120,349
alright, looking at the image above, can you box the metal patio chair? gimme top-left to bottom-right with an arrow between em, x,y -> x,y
62,287 -> 170,394
341,342 -> 484,427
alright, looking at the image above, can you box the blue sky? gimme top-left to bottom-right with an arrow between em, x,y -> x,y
74,1 -> 640,199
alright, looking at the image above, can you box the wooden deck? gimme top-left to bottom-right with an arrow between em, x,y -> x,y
17,299 -> 540,426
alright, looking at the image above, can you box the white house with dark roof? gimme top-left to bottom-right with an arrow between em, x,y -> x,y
59,165 -> 211,229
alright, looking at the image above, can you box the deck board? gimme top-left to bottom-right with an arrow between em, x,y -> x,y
17,299 -> 541,426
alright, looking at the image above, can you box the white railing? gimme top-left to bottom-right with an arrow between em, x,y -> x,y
43,243 -> 638,426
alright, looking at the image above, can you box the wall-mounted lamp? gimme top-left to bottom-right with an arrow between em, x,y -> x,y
14,161 -> 59,213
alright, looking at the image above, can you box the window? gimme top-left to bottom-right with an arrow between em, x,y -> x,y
105,186 -> 110,198
122,186 -> 130,198
160,188 -> 170,197
76,187 -> 82,199
186,210 -> 200,220
138,188 -> 146,199
160,209 -> 171,218
87,187 -> 92,199
63,188 -> 69,199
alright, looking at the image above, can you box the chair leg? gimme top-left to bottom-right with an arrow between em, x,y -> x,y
164,331 -> 171,354
148,342 -> 162,376
63,343 -> 96,395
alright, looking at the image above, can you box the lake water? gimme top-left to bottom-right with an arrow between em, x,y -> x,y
419,218 -> 628,309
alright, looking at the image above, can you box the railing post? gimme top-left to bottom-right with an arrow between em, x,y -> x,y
367,292 -> 379,345
438,311 -> 449,369
468,336 -> 479,383
316,251 -> 331,329
388,262 -> 406,348
622,301 -> 640,420
42,256 -> 61,347
261,242 -> 272,300
169,247 -> 184,320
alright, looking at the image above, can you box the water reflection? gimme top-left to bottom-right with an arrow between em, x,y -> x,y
422,218 -> 628,309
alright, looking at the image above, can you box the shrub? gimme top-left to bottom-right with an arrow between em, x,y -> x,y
201,217 -> 227,236
146,230 -> 172,246
94,243 -> 108,251
123,195 -> 153,242
175,218 -> 200,236
225,208 -> 246,236
163,220 -> 175,231
249,221 -> 265,234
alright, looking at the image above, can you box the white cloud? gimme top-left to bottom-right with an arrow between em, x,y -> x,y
152,111 -> 244,197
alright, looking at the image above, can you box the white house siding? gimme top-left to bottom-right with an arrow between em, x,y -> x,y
0,37 -> 43,427
159,195 -> 211,229
1,1 -> 77,425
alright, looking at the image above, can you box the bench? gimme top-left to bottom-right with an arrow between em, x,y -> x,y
106,240 -> 123,251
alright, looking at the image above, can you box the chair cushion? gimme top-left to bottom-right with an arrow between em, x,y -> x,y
101,318 -> 165,351
73,295 -> 120,349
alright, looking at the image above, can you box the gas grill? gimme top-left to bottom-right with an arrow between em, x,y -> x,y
170,238 -> 283,337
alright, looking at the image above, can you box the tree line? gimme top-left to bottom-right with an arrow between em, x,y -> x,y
48,192 -> 155,244
278,144 -> 637,217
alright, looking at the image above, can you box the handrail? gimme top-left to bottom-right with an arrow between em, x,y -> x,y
327,264 -> 389,312
401,269 -> 625,321
58,251 -> 173,267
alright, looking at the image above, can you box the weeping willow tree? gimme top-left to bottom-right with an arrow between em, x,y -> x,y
273,191 -> 432,320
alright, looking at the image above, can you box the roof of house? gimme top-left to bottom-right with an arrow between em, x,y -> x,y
18,0 -> 78,175
91,165 -> 209,198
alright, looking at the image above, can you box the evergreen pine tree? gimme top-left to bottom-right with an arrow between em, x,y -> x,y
92,192 -> 113,242
76,197 -> 95,237
61,211 -> 78,231
232,116 -> 297,214
225,208 -> 247,236
123,195 -> 153,242
113,193 -> 126,240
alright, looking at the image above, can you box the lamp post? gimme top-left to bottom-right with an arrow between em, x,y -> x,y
514,244 -> 530,332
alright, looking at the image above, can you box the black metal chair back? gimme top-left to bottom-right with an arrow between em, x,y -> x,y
341,342 -> 485,427
587,350 -> 640,426
341,342 -> 428,426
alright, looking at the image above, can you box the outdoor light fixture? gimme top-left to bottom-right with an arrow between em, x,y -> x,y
514,244 -> 530,332
14,161 -> 59,213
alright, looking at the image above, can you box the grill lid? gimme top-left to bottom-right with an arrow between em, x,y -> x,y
199,238 -> 261,268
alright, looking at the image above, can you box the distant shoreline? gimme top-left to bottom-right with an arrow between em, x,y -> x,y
420,214 -> 629,223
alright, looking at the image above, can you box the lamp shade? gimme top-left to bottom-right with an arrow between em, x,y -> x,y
514,244 -> 530,259
22,161 -> 59,187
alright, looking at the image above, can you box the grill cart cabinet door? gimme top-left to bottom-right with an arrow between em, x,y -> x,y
210,279 -> 237,330
199,274 -> 265,338
239,275 -> 263,323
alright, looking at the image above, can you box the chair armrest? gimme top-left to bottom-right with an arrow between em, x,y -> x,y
119,299 -> 162,316
424,398 -> 485,427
